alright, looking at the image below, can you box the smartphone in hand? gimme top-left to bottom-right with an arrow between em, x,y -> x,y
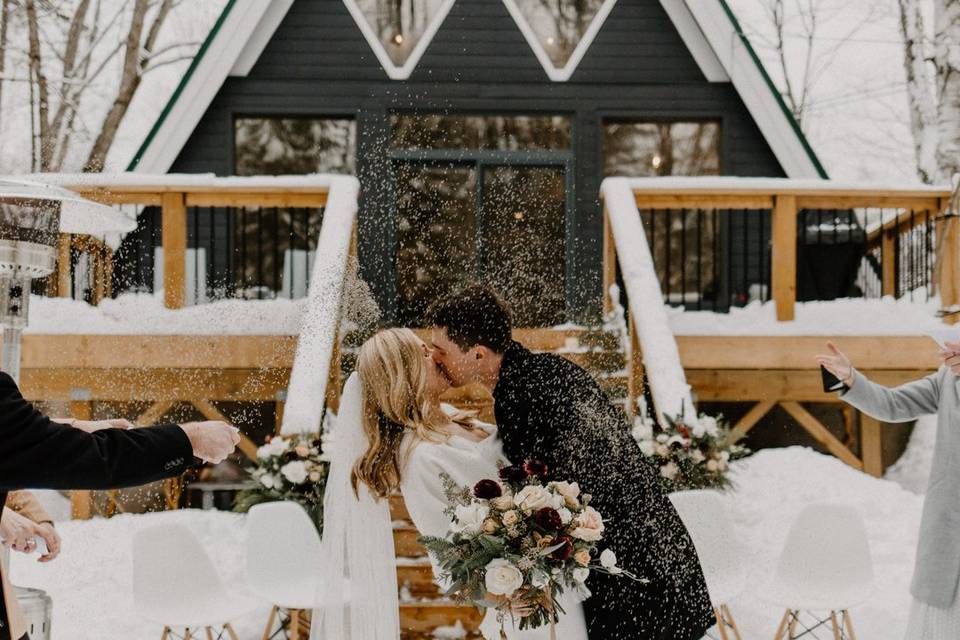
821,365 -> 845,392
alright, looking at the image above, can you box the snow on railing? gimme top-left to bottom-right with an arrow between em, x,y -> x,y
600,177 -> 697,425
279,175 -> 360,435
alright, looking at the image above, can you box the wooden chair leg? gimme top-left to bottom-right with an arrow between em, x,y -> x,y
830,611 -> 842,640
843,610 -> 857,640
183,629 -> 193,640
723,604 -> 743,640
774,610 -> 791,640
161,628 -> 171,640
788,610 -> 800,639
290,608 -> 301,639
205,628 -> 215,640
225,623 -> 240,640
714,606 -> 730,640
262,605 -> 278,640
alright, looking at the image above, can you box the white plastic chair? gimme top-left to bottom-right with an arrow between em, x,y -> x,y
669,489 -> 749,640
762,502 -> 875,639
133,522 -> 256,640
246,501 -> 324,639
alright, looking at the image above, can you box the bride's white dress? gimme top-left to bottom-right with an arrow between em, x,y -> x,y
400,421 -> 589,640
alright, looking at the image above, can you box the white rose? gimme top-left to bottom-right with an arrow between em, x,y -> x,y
260,473 -> 278,489
268,437 -> 289,456
706,459 -> 720,472
484,559 -> 524,596
280,461 -> 308,484
551,481 -> 581,508
557,507 -> 573,525
256,444 -> 272,460
655,443 -> 671,457
571,506 -> 604,542
572,567 -> 590,583
452,502 -> 490,536
720,450 -> 731,462
656,434 -> 669,443
690,449 -> 706,464
660,462 -> 679,480
632,420 -> 653,441
691,420 -> 707,438
514,485 -> 552,513
599,549 -> 622,574
638,440 -> 656,457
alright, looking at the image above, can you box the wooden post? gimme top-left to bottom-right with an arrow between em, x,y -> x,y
860,413 -> 884,477
938,209 -> 960,323
881,230 -> 896,297
772,195 -> 797,321
324,339 -> 342,415
161,192 -> 187,309
56,233 -> 71,297
627,317 -> 644,417
69,399 -> 93,519
602,202 -> 617,317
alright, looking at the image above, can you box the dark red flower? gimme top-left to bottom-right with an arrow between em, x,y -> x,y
548,536 -> 573,561
534,507 -> 562,531
677,425 -> 690,439
524,460 -> 548,478
473,479 -> 503,500
498,465 -> 528,483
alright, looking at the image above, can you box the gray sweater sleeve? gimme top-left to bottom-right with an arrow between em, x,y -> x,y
840,368 -> 941,422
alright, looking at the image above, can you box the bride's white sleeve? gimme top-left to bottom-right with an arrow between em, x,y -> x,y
401,445 -> 457,592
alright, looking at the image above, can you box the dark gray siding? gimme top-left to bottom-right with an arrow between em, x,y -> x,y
168,0 -> 787,322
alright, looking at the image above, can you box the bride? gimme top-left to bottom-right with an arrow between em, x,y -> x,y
310,328 -> 588,640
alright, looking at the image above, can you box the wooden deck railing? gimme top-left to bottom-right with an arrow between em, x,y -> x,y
47,174 -> 342,309
601,177 -> 955,322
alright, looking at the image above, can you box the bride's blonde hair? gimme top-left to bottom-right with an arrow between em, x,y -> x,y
352,328 -> 471,499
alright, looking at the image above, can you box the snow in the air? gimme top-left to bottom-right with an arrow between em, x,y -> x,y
8,447 -> 925,640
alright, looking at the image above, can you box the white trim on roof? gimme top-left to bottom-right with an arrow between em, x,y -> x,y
342,0 -> 456,81
501,0 -> 617,82
684,0 -> 822,178
132,0 -> 269,173
659,0 -> 728,82
231,0 -> 294,77
132,0 -> 824,179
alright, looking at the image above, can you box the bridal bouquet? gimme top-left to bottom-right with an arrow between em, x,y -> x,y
233,433 -> 332,531
419,461 -> 642,633
631,397 -> 750,491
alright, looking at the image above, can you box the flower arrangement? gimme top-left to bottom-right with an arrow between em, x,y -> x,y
631,397 -> 750,491
233,433 -> 331,531
419,461 -> 642,633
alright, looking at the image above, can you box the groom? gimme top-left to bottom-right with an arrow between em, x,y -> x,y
426,285 -> 713,640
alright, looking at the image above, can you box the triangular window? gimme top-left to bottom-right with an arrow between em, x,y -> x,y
344,0 -> 455,79
502,0 -> 616,81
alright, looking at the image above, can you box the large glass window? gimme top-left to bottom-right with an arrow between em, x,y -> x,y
391,114 -> 571,151
351,0 -> 448,66
603,121 -> 721,308
234,117 -> 356,176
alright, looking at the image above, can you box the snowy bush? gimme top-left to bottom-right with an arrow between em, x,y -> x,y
631,397 -> 750,491
233,432 -> 332,531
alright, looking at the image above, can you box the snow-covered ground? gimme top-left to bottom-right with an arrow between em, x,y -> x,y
10,447 -> 924,640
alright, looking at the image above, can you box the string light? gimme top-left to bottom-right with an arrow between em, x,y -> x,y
392,33 -> 404,45
651,154 -> 663,169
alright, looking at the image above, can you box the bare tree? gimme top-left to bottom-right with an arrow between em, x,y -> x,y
934,0 -> 960,180
0,0 -> 10,134
898,0 -> 939,182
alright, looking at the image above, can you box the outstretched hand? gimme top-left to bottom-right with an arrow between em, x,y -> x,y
940,341 -> 960,376
815,341 -> 853,387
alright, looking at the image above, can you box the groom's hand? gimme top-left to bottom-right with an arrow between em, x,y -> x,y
179,421 -> 240,464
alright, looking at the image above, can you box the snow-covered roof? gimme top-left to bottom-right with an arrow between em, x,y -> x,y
128,0 -> 827,179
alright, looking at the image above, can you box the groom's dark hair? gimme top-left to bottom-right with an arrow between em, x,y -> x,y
425,285 -> 513,353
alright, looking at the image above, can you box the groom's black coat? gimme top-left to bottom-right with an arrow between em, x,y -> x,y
493,342 -> 713,640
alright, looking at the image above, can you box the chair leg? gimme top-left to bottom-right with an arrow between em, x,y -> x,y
262,605 -> 278,640
831,611 -> 844,640
225,623 -> 240,640
843,610 -> 856,640
774,610 -> 791,640
722,605 -> 743,640
205,628 -> 214,640
290,609 -> 301,639
714,607 -> 730,640
183,629 -> 193,640
161,628 -> 171,640
788,610 -> 800,639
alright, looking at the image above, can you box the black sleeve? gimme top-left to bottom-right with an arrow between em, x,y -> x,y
0,373 -> 194,491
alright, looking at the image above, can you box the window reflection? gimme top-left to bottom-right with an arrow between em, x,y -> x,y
234,117 -> 356,176
353,0 -> 448,66
392,114 -> 571,151
512,0 -> 607,67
